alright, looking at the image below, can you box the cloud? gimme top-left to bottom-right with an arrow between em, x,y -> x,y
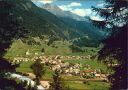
97,3 -> 104,7
32,0 -> 54,4
97,1 -> 105,7
58,5 -> 73,11
71,8 -> 92,17
58,2 -> 92,17
90,16 -> 104,21
71,9 -> 86,17
58,2 -> 81,11
39,0 -> 53,4
84,9 -> 92,15
69,2 -> 81,7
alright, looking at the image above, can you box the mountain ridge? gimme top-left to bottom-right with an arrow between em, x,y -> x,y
5,0 -> 106,47
10,0 -> 83,40
41,3 -> 106,47
42,3 -> 86,21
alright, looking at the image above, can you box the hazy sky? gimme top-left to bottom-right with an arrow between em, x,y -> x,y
32,0 -> 105,20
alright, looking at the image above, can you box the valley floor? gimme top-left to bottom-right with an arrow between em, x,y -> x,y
14,55 -> 111,90
4,40 -> 112,90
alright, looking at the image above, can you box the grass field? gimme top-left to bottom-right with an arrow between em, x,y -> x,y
4,39 -> 99,59
16,61 -> 34,73
63,81 -> 110,90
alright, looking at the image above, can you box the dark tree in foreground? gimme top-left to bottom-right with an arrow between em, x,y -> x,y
50,70 -> 63,90
0,0 -> 29,89
0,58 -> 20,89
91,0 -> 128,89
31,58 -> 46,85
0,58 -> 19,73
0,1 -> 28,57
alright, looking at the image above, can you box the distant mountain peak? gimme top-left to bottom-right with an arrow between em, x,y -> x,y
42,4 -> 86,21
43,3 -> 61,11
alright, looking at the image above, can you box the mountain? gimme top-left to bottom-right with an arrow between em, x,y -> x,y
8,0 -> 82,40
42,3 -> 86,21
42,4 -> 106,47
4,0 -> 106,47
